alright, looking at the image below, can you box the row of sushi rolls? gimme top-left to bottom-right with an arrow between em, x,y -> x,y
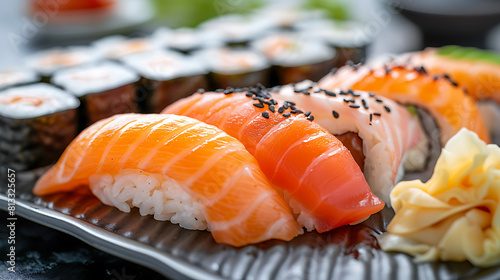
1,5 -> 500,268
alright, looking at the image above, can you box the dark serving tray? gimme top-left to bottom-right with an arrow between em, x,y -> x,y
1,168 -> 499,280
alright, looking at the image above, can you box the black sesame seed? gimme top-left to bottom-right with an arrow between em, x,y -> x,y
433,76 -> 439,81
339,90 -> 348,95
215,89 -> 224,93
304,111 -> 311,117
197,88 -> 205,93
347,89 -> 354,95
278,107 -> 285,113
330,67 -> 339,74
416,66 -> 427,74
224,89 -> 233,95
323,90 -> 335,97
362,99 -> 368,110
245,92 -> 253,97
287,101 -> 296,105
370,114 -> 373,122
375,99 -> 383,103
374,113 -> 381,117
307,115 -> 314,121
270,99 -> 278,105
349,104 -> 360,109
384,106 -> 391,113
234,88 -> 243,93
301,90 -> 310,95
283,113 -> 291,118
294,89 -> 302,93
369,92 -> 375,98
262,111 -> 269,119
332,110 -> 339,118
269,105 -> 275,113
253,103 -> 264,108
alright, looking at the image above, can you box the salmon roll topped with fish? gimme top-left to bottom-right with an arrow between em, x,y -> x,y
34,114 -> 302,247
0,83 -> 79,171
405,46 -> 500,144
319,63 -> 490,145
270,81 -> 426,204
163,87 -> 384,232
319,63 -> 490,181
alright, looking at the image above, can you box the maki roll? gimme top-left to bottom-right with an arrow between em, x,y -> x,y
0,68 -> 39,90
194,47 -> 270,89
92,35 -> 158,60
319,63 -> 490,180
0,83 -> 79,171
152,27 -> 223,54
406,46 -> 500,144
25,46 -> 99,82
251,32 -> 337,85
52,61 -> 140,127
199,14 -> 275,46
121,50 -> 207,113
294,19 -> 371,66
253,5 -> 325,30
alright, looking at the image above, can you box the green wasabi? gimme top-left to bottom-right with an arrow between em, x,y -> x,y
436,45 -> 500,65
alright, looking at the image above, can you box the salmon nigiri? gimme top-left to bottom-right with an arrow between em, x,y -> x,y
318,63 -> 490,145
270,81 -> 426,204
162,88 -> 384,233
33,113 -> 302,247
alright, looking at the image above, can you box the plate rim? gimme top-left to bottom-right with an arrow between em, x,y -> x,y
0,194 -> 223,280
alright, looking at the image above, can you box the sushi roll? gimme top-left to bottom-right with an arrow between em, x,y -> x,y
0,83 -> 79,171
152,27 -> 223,54
194,47 -> 270,89
92,35 -> 158,60
25,46 -> 99,82
199,14 -> 275,46
252,5 -> 325,30
121,50 -> 208,113
0,68 -> 39,90
251,32 -> 338,85
270,81 -> 426,204
33,114 -> 303,247
52,61 -> 140,127
318,63 -> 490,180
405,46 -> 500,144
163,88 -> 384,233
294,19 -> 371,66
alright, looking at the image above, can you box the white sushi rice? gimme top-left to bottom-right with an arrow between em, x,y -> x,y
92,35 -> 159,60
0,83 -> 79,119
25,46 -> 99,76
0,68 -> 39,90
89,169 -> 207,230
193,47 -> 269,75
121,50 -> 207,81
52,61 -> 139,96
251,32 -> 335,67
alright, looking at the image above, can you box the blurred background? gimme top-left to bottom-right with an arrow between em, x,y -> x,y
0,0 -> 499,68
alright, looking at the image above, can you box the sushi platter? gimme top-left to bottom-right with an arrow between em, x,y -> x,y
1,3 -> 500,280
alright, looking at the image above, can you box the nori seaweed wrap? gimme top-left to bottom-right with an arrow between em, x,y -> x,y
52,61 -> 140,127
194,47 -> 270,89
121,50 -> 208,113
0,83 -> 79,171
251,32 -> 338,85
